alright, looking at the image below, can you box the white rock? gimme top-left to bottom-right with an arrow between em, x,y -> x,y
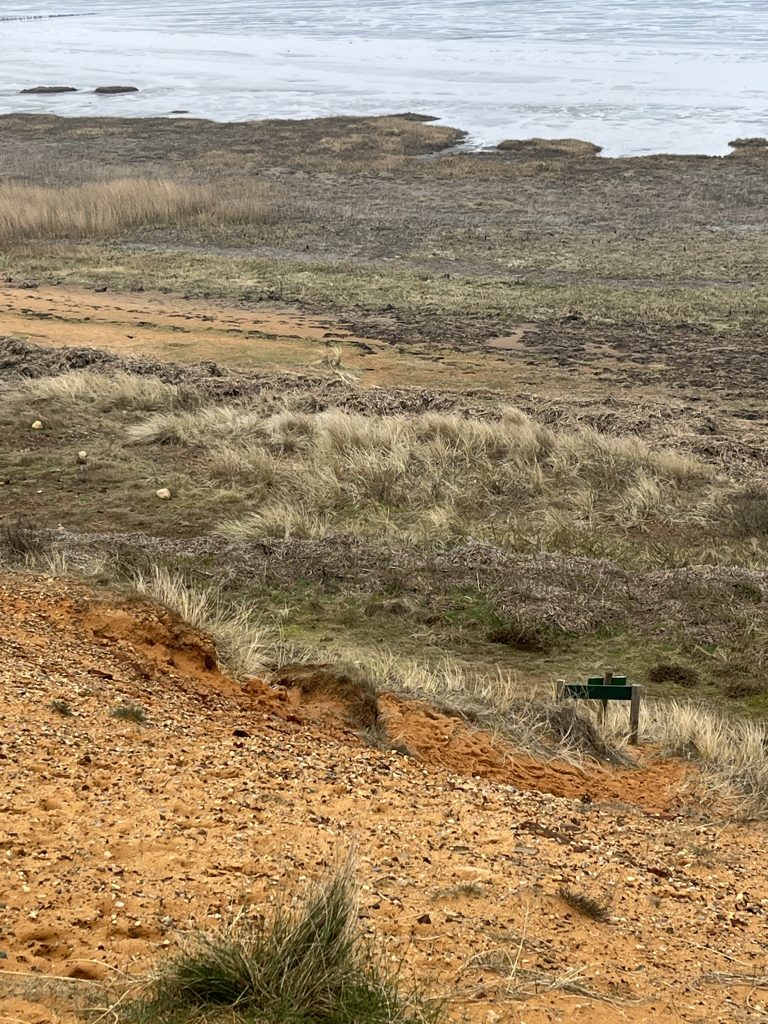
31,420 -> 43,430
155,487 -> 172,500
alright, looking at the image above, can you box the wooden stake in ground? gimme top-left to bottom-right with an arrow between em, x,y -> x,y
600,670 -> 613,727
629,684 -> 641,745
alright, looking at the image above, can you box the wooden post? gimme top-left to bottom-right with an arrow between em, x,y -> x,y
556,679 -> 566,701
629,685 -> 641,745
600,670 -> 613,726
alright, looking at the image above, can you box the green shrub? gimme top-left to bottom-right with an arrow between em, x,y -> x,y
647,662 -> 700,689
486,614 -> 558,652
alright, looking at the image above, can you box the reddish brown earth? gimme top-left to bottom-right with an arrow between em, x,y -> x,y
0,283 -> 558,392
2,573 -> 768,1024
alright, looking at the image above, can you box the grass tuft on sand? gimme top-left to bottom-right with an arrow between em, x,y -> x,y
597,698 -> 768,818
115,864 -> 441,1024
557,886 -> 611,922
110,703 -> 149,726
130,564 -> 272,678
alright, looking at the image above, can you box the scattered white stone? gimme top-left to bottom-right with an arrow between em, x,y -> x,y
155,487 -> 172,500
31,420 -> 43,430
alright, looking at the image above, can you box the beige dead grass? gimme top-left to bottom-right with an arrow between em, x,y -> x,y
466,951 -> 619,1004
130,564 -> 271,678
0,178 -> 279,243
20,370 -> 200,412
604,699 -> 768,818
126,403 -> 714,553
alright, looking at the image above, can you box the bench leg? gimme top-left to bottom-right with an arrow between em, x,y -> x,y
600,670 -> 613,729
629,685 -> 641,745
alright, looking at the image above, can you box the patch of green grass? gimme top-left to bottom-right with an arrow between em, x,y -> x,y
3,244 -> 767,331
115,865 -> 441,1024
110,704 -> 149,726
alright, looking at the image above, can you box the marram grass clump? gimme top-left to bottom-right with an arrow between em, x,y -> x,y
114,866 -> 441,1024
127,402 -> 713,555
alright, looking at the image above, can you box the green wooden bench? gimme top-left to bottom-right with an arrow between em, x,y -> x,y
557,671 -> 641,745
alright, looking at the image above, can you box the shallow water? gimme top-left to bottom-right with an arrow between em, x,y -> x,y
1,1 -> 766,155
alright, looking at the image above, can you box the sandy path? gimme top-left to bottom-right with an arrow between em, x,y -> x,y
0,282 -> 550,392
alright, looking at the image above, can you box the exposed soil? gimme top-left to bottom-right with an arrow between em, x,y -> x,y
3,296 -> 768,473
2,573 -> 768,1024
378,695 -> 690,809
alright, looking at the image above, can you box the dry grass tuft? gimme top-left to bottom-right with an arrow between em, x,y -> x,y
0,178 -> 280,243
130,565 -> 271,679
542,702 -> 635,767
0,517 -> 46,562
466,950 -> 619,1003
557,886 -> 611,922
126,403 -> 714,555
603,699 -> 768,818
20,370 -> 201,413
